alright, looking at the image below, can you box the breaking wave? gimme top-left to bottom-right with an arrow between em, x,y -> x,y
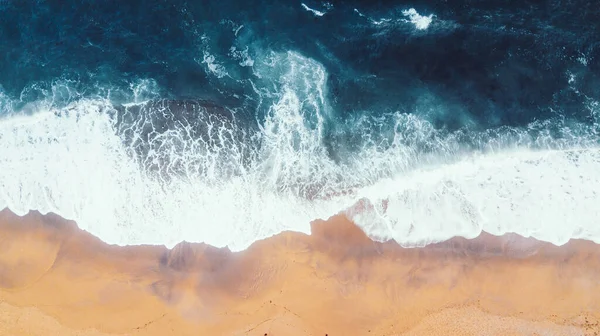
1,0 -> 599,250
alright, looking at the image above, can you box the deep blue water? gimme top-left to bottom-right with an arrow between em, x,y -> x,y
1,0 -> 599,164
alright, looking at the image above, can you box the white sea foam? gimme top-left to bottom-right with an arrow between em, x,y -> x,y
301,3 -> 326,17
0,97 -> 351,250
229,46 -> 254,67
354,7 -> 434,30
351,148 -> 600,246
1,52 -> 599,250
402,8 -> 434,30
577,52 -> 589,66
353,8 -> 391,26
201,51 -> 229,78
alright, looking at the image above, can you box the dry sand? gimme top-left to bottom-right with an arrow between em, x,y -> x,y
1,208 -> 599,335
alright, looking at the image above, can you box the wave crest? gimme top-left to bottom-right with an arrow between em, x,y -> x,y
1,53 -> 599,251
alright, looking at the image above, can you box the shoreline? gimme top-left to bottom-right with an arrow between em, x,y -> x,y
1,208 -> 599,335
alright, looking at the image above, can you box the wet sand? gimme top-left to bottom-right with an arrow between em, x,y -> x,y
1,208 -> 599,335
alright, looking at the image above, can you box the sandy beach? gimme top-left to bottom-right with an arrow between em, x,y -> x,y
0,208 -> 599,335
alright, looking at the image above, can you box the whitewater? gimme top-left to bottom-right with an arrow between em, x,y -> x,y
2,2 -> 600,251
1,51 -> 599,251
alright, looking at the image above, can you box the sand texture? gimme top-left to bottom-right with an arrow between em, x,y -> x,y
1,208 -> 599,336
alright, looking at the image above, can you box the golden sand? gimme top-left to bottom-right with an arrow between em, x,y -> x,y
1,208 -> 599,335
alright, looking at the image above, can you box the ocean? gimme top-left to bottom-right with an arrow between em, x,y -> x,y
1,0 -> 599,250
